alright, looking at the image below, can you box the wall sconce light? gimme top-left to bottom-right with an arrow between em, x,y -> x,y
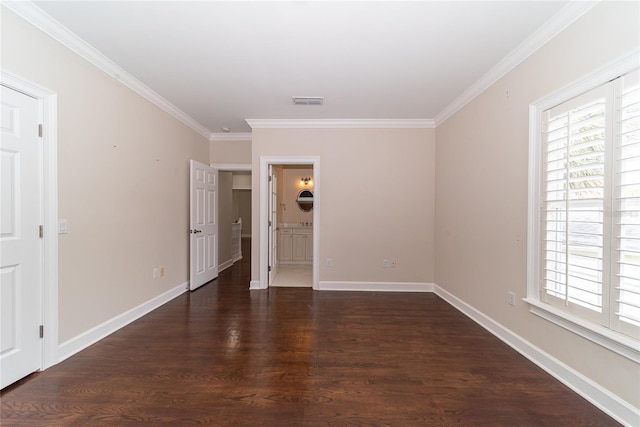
300,177 -> 312,185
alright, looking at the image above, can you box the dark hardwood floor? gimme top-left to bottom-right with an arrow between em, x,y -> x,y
1,239 -> 619,426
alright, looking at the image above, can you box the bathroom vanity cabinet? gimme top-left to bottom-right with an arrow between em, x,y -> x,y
279,226 -> 313,264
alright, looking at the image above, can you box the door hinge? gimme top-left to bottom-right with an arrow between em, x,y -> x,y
39,225 -> 44,238
268,266 -> 271,272
39,325 -> 44,338
38,124 -> 43,137
268,220 -> 272,227
269,176 -> 272,182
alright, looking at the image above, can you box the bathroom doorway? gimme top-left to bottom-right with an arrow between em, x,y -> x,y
259,156 -> 319,290
270,165 -> 314,288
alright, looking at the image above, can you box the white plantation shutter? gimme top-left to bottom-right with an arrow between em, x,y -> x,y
542,86 -> 607,321
539,69 -> 640,339
613,70 -> 640,335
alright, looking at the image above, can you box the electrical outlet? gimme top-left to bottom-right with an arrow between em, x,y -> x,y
58,219 -> 68,234
383,259 -> 389,268
508,291 -> 516,306
153,268 -> 159,279
327,259 -> 332,267
391,259 -> 397,268
159,266 -> 165,277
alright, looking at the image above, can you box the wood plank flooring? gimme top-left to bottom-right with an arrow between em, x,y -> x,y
1,240 -> 619,426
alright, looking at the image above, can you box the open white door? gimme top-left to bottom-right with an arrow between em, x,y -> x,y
0,86 -> 43,388
189,160 -> 218,291
268,166 -> 278,285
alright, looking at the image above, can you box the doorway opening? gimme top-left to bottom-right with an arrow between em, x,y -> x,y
258,156 -> 319,290
270,165 -> 314,288
211,164 -> 252,287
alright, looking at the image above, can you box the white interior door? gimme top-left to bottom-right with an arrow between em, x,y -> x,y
268,166 -> 277,285
189,160 -> 218,291
0,86 -> 43,389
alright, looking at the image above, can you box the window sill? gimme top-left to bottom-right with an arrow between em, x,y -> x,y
523,298 -> 640,363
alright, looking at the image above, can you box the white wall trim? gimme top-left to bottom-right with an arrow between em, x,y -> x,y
57,282 -> 187,363
529,49 -> 640,113
249,280 -> 262,290
433,284 -> 639,427
524,298 -> 640,363
3,1 -> 212,140
219,258 -> 234,273
246,119 -> 435,129
1,69 -> 59,371
318,281 -> 434,293
210,133 -> 252,142
211,163 -> 252,172
433,1 -> 599,126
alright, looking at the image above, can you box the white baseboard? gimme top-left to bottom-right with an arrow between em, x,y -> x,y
433,284 -> 639,427
249,280 -> 262,290
318,281 -> 434,292
57,282 -> 187,363
219,258 -> 234,272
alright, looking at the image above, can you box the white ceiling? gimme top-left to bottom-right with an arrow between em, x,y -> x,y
29,1 -> 572,136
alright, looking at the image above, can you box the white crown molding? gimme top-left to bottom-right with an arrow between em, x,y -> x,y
245,119 -> 436,129
3,1 -> 212,140
210,132 -> 253,142
433,0 -> 599,127
211,163 -> 252,171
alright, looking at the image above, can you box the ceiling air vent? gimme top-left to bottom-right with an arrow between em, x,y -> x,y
292,96 -> 324,106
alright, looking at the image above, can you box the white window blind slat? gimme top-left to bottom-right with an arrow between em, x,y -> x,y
613,70 -> 640,332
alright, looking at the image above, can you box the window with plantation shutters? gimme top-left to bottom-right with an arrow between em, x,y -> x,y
542,85 -> 608,323
528,58 -> 639,358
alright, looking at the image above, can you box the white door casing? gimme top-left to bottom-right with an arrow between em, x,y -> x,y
0,86 -> 42,389
268,166 -> 278,285
189,160 -> 218,291
0,71 -> 58,377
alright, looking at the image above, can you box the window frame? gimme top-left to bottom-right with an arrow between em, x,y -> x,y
526,50 -> 640,363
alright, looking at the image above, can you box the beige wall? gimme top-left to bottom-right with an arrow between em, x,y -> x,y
210,140 -> 251,164
280,167 -> 314,225
1,8 -> 210,343
218,172 -> 233,266
232,190 -> 252,236
252,128 -> 436,284
231,172 -> 252,236
232,171 -> 252,189
435,2 -> 640,407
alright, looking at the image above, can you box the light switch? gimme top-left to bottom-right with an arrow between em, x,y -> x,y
58,219 -> 68,234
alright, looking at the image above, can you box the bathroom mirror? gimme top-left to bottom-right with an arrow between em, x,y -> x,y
297,190 -> 313,212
